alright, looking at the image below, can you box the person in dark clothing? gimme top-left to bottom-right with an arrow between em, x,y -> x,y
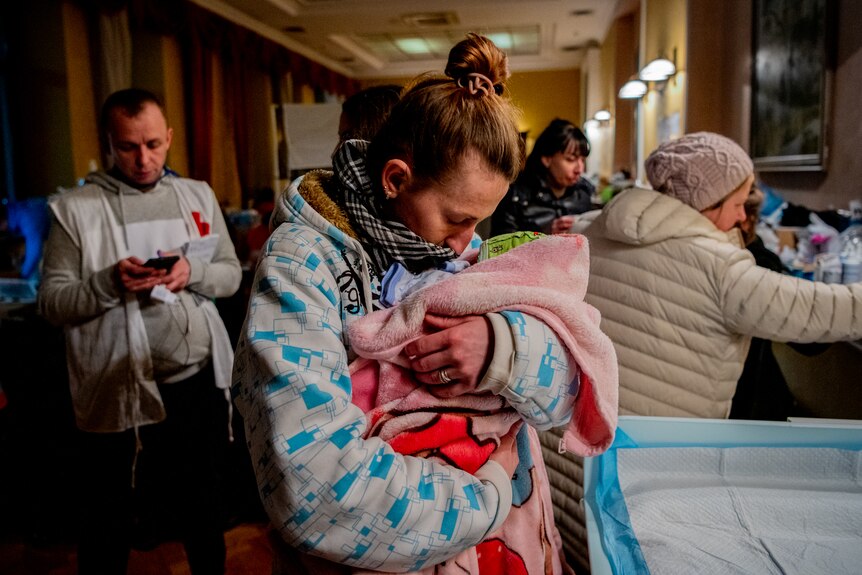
38,88 -> 240,575
491,118 -> 594,236
739,187 -> 785,274
730,186 -> 798,420
337,84 -> 402,144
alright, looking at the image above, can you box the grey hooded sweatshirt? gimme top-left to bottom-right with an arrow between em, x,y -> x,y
38,170 -> 241,432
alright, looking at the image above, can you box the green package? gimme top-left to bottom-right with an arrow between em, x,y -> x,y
479,231 -> 546,261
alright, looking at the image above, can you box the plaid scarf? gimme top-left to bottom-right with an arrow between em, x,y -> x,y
333,140 -> 456,275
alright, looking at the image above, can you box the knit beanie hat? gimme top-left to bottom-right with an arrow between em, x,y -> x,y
645,132 -> 754,211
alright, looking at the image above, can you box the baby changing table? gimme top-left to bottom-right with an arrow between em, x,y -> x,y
583,416 -> 862,575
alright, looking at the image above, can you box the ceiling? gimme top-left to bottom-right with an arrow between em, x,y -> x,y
191,0 -> 626,80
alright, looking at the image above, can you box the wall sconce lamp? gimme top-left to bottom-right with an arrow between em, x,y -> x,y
584,109 -> 611,132
617,49 -> 678,100
639,57 -> 676,82
618,77 -> 648,99
593,109 -> 611,122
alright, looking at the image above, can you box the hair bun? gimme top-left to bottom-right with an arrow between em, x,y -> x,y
455,73 -> 495,96
445,33 -> 509,95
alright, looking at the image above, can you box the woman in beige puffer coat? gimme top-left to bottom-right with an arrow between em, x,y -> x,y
541,132 -> 862,571
583,132 -> 861,418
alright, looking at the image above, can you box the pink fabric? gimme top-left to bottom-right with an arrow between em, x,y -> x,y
352,357 -> 521,474
341,235 -> 617,574
350,234 -> 619,457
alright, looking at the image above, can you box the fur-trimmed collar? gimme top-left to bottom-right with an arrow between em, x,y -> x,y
296,169 -> 359,240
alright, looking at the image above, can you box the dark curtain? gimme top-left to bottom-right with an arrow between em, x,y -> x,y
226,28 -> 250,193
0,14 -> 15,202
127,0 -> 359,205
184,8 -> 218,184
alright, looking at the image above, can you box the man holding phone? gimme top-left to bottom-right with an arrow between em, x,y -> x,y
38,89 -> 241,575
142,254 -> 180,270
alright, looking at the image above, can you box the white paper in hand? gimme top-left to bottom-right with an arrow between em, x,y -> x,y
150,284 -> 178,304
183,234 -> 220,263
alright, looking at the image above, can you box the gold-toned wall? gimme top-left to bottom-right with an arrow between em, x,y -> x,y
600,24 -> 618,121
641,0 -> 687,157
508,69 -> 581,153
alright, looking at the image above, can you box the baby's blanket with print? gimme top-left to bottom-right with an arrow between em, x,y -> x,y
347,235 -> 619,575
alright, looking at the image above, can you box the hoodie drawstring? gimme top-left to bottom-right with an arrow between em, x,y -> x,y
118,188 -> 131,252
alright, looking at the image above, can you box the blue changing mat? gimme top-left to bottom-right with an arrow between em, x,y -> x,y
586,417 -> 862,575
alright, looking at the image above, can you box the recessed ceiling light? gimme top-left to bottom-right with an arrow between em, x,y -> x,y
486,32 -> 513,50
571,9 -> 594,17
400,12 -> 459,27
395,38 -> 431,55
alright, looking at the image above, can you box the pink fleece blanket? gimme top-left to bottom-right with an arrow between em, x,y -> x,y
341,235 -> 617,574
350,234 -> 619,458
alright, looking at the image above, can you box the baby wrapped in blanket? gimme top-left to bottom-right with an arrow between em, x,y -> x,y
349,233 -> 619,575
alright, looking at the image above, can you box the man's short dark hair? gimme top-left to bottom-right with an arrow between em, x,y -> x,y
99,88 -> 165,139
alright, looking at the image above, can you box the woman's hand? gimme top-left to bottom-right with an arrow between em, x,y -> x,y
403,314 -> 493,398
488,426 -> 520,478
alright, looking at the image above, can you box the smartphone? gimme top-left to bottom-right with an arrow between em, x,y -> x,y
142,255 -> 180,270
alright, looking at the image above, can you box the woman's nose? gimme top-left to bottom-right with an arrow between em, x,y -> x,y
446,227 -> 475,255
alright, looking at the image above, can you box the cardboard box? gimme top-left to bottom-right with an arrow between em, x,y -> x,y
774,226 -> 801,251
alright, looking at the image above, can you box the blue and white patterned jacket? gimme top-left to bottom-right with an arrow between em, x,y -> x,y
232,168 -> 577,572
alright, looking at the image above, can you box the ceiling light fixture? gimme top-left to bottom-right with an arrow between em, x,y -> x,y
486,32 -> 513,50
400,12 -> 459,27
395,38 -> 432,56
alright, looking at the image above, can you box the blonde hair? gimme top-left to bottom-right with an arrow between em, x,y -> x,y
367,33 -> 523,192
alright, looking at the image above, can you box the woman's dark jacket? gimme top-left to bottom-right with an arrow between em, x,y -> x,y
490,171 -> 594,236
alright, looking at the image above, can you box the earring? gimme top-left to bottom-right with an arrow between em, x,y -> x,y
384,185 -> 394,199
